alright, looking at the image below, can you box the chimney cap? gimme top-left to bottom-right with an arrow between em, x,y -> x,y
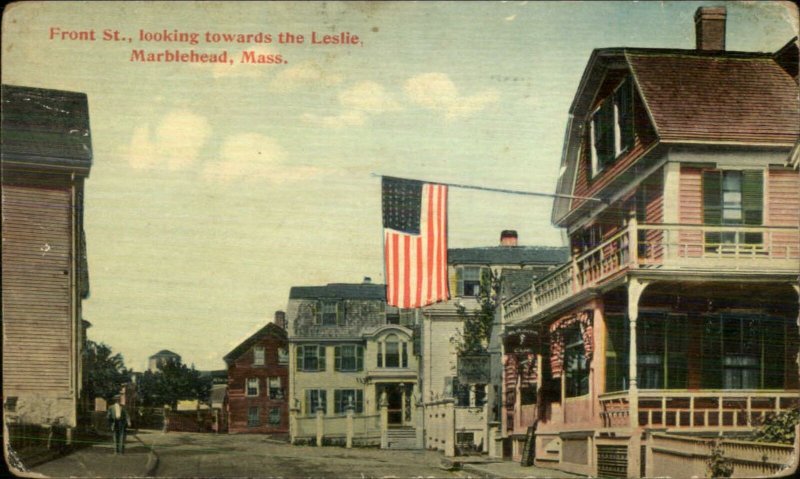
362,276 -> 372,284
694,6 -> 727,22
500,230 -> 518,238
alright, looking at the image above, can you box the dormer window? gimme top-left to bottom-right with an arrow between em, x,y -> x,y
590,77 -> 635,177
316,300 -> 343,326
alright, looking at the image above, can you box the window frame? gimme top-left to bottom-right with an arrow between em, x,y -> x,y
269,407 -> 281,426
268,376 -> 284,400
334,344 -> 364,372
333,389 -> 364,414
589,77 -> 635,178
247,406 -> 260,427
296,345 -> 326,372
564,327 -> 589,398
305,388 -> 327,415
253,346 -> 265,366
246,377 -> 260,397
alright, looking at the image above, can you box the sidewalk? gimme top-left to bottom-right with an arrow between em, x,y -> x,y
449,457 -> 584,479
27,431 -> 158,478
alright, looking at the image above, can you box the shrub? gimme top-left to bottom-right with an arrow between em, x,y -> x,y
751,408 -> 800,445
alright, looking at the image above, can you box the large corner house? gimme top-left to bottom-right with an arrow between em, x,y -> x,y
2,85 -> 93,451
501,8 -> 799,479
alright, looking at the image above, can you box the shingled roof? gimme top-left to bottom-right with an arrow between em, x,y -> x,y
1,84 -> 93,174
626,50 -> 800,145
223,322 -> 286,364
289,283 -> 386,300
448,246 -> 569,265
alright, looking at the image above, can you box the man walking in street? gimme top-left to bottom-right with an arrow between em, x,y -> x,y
107,395 -> 131,454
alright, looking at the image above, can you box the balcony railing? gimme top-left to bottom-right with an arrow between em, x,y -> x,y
599,390 -> 800,430
504,223 -> 799,323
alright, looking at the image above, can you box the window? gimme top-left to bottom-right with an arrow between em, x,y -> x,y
296,345 -> 326,372
564,327 -> 589,398
247,407 -> 259,427
334,345 -> 364,372
605,314 -> 629,392
380,334 -> 407,368
246,378 -> 259,397
268,377 -> 284,400
702,314 -> 786,390
637,314 -> 688,390
446,377 -> 471,407
703,170 -> 763,249
590,77 -> 634,177
317,300 -> 343,326
305,389 -> 327,415
253,346 -> 265,366
269,407 -> 281,426
456,266 -> 485,297
277,347 -> 289,365
334,389 -> 364,414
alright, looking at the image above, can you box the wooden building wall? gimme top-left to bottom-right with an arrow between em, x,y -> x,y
227,333 -> 289,433
2,178 -> 80,427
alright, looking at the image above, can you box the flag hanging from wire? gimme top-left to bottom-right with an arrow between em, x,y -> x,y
382,176 -> 449,308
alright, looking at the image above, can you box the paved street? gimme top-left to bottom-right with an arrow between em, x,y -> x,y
142,431 -> 467,478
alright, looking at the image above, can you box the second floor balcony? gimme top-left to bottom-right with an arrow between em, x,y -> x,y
504,222 -> 799,323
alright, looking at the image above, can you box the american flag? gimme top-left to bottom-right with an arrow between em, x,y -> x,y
382,176 -> 449,308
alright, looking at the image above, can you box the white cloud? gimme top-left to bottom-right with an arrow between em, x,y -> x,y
126,110 -> 211,171
404,72 -> 499,119
300,110 -> 366,129
338,81 -> 400,113
269,61 -> 343,92
202,133 -> 320,183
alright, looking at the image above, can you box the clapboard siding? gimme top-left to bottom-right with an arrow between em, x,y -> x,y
2,184 -> 73,392
678,167 -> 703,257
767,169 -> 800,227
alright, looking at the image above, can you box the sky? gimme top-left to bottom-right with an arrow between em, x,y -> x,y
2,1 -> 797,371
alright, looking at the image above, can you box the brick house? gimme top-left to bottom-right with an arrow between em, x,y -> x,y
224,313 -> 289,434
2,85 -> 93,447
501,8 -> 799,478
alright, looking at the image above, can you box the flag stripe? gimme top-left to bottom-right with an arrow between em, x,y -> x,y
383,182 -> 448,308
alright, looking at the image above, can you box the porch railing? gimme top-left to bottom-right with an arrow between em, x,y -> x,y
503,223 -> 799,324
599,390 -> 800,430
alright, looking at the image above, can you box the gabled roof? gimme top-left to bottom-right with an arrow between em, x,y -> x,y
448,246 -> 569,265
553,44 -> 800,226
1,84 -> 93,175
289,283 -> 386,300
626,51 -> 799,144
223,322 -> 286,364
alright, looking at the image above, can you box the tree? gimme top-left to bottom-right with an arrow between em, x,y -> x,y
136,358 -> 212,409
453,268 -> 500,355
83,340 -> 130,403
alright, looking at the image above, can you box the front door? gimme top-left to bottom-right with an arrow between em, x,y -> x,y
379,383 -> 404,425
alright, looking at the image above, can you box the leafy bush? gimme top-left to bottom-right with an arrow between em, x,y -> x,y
751,408 -> 800,444
706,438 -> 734,478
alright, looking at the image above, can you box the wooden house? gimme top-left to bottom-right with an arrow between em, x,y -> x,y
2,85 -> 93,441
501,8 -> 799,478
224,313 -> 289,434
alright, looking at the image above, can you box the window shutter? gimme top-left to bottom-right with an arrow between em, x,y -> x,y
356,346 -> 364,371
337,301 -> 346,326
334,346 -> 341,371
305,389 -> 312,414
296,346 -> 303,371
334,390 -> 342,413
318,346 -> 326,371
703,170 -> 723,225
356,390 -> 364,413
320,390 -> 327,412
741,170 -> 763,225
616,79 -> 635,151
402,342 -> 408,368
595,99 -> 615,169
455,267 -> 464,297
314,301 -> 322,325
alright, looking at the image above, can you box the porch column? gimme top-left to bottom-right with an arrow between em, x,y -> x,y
315,406 -> 324,447
628,277 -> 648,430
400,383 -> 406,426
289,405 -> 299,443
380,391 -> 388,449
345,405 -> 354,449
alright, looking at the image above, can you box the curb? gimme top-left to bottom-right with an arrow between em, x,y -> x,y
461,464 -> 504,479
133,433 -> 159,477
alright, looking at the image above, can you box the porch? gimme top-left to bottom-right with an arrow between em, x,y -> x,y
599,390 -> 800,431
505,222 -> 799,323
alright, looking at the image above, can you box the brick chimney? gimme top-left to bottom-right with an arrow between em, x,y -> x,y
500,230 -> 518,247
695,6 -> 726,51
273,310 -> 286,330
